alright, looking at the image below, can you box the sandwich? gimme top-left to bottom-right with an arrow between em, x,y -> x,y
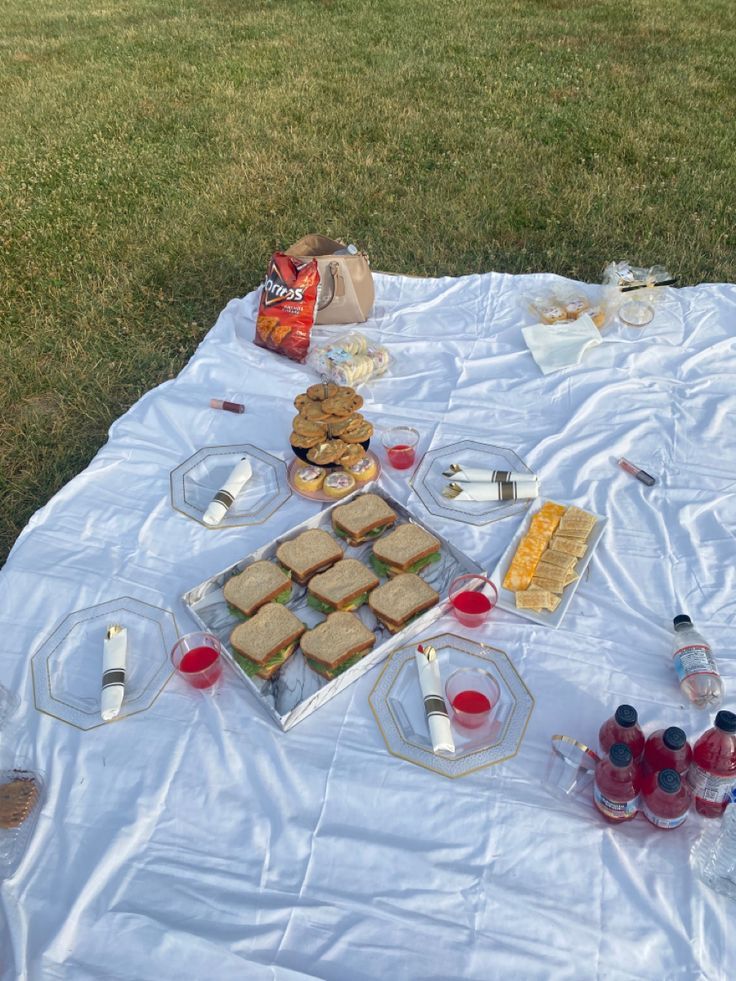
223,560 -> 292,620
229,602 -> 305,679
307,558 -> 379,614
276,529 -> 344,586
331,493 -> 398,547
370,523 -> 441,578
300,611 -> 376,680
368,573 -> 439,633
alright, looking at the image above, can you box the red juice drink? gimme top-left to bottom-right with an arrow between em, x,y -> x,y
688,710 -> 736,817
643,727 -> 692,777
593,743 -> 642,823
641,769 -> 691,830
179,645 -> 222,689
599,705 -> 645,762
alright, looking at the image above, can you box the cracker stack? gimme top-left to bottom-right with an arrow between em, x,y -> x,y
503,503 -> 597,613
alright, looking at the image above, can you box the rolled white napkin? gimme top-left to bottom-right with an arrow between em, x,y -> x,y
415,645 -> 455,755
203,457 -> 253,526
444,480 -> 539,502
101,625 -> 127,722
442,466 -> 536,483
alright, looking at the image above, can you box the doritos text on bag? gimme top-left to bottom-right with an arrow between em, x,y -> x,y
254,253 -> 320,363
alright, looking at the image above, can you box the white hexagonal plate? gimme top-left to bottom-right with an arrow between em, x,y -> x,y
170,444 -> 291,528
369,632 -> 534,778
411,439 -> 534,526
31,598 -> 178,730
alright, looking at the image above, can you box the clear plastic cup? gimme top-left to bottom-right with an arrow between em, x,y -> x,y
445,667 -> 500,729
545,734 -> 599,800
448,575 -> 498,628
171,632 -> 223,690
381,427 -> 419,470
619,299 -> 654,327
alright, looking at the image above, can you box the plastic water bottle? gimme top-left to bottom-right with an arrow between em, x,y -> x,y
672,615 -> 723,709
691,790 -> 736,900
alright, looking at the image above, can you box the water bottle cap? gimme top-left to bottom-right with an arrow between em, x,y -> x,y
673,614 -> 692,631
657,769 -> 681,794
610,743 -> 633,767
663,727 -> 687,750
714,711 -> 736,734
614,705 -> 638,728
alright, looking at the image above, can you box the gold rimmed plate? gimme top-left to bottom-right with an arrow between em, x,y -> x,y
368,632 -> 534,779
170,444 -> 291,528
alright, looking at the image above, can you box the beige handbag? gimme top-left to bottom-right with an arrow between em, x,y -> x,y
285,234 -> 374,325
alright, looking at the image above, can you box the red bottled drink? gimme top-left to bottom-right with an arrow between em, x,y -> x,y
593,743 -> 642,823
641,769 -> 691,830
599,705 -> 645,762
643,727 -> 692,777
688,710 -> 736,817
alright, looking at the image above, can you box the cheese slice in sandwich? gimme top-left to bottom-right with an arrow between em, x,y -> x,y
229,602 -> 305,680
332,493 -> 398,546
300,611 -> 376,680
276,529 -> 344,585
307,558 -> 379,614
368,573 -> 439,633
223,560 -> 292,619
370,523 -> 441,578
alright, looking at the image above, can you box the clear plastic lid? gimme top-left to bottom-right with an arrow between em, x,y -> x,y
0,764 -> 45,879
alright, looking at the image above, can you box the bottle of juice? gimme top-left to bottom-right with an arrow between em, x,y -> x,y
643,727 -> 692,776
593,743 -> 642,823
688,711 -> 736,817
672,615 -> 723,709
641,769 -> 691,830
599,705 -> 645,761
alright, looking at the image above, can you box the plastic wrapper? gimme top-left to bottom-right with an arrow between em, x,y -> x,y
306,331 -> 391,387
0,762 -> 45,879
522,286 -> 609,331
254,253 -> 321,363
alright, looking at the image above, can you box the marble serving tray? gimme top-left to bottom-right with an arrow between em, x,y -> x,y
182,487 -> 484,730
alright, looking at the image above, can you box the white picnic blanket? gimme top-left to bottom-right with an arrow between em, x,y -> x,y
1,270 -> 735,980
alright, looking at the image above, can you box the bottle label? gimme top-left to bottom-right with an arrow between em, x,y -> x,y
593,784 -> 639,820
673,644 -> 718,682
687,764 -> 735,803
641,799 -> 688,829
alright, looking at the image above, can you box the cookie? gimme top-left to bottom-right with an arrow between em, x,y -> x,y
294,394 -> 310,411
338,443 -> 366,467
333,385 -> 357,399
301,400 -> 332,422
307,440 -> 347,465
341,420 -> 373,444
327,414 -> 362,438
0,775 -> 38,830
306,382 -> 339,401
322,394 -> 363,417
292,415 -> 327,438
290,430 -> 324,450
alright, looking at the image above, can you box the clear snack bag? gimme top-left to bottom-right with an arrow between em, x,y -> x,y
306,331 -> 391,387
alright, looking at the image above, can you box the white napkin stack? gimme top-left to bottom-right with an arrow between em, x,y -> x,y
522,313 -> 602,375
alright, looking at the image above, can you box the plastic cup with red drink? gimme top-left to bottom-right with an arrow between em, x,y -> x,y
381,427 -> 419,471
171,631 -> 224,690
445,667 -> 500,730
448,574 -> 498,629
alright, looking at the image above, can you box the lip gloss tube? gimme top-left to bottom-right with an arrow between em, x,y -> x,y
618,458 -> 656,486
210,399 -> 245,414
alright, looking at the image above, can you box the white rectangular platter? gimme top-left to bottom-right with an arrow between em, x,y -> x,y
182,486 -> 484,730
489,499 -> 607,629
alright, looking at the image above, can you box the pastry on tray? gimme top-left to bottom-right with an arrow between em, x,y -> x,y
345,455 -> 378,484
293,465 -> 327,494
323,472 -> 356,499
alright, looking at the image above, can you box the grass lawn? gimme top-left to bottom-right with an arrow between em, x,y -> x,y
1,0 -> 735,564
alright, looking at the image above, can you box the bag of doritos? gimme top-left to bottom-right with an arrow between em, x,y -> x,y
254,253 -> 321,363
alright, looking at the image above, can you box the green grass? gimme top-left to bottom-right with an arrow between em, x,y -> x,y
2,0 -> 735,564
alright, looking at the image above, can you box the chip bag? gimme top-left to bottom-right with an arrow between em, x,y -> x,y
254,253 -> 321,363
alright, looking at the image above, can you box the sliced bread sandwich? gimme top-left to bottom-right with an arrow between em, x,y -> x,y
370,523 -> 441,578
368,573 -> 439,633
276,528 -> 344,585
307,558 -> 379,613
300,611 -> 376,680
229,602 -> 305,679
223,560 -> 292,620
331,493 -> 398,547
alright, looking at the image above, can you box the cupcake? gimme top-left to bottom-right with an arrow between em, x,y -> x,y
345,455 -> 378,484
323,472 -> 356,499
294,465 -> 326,494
